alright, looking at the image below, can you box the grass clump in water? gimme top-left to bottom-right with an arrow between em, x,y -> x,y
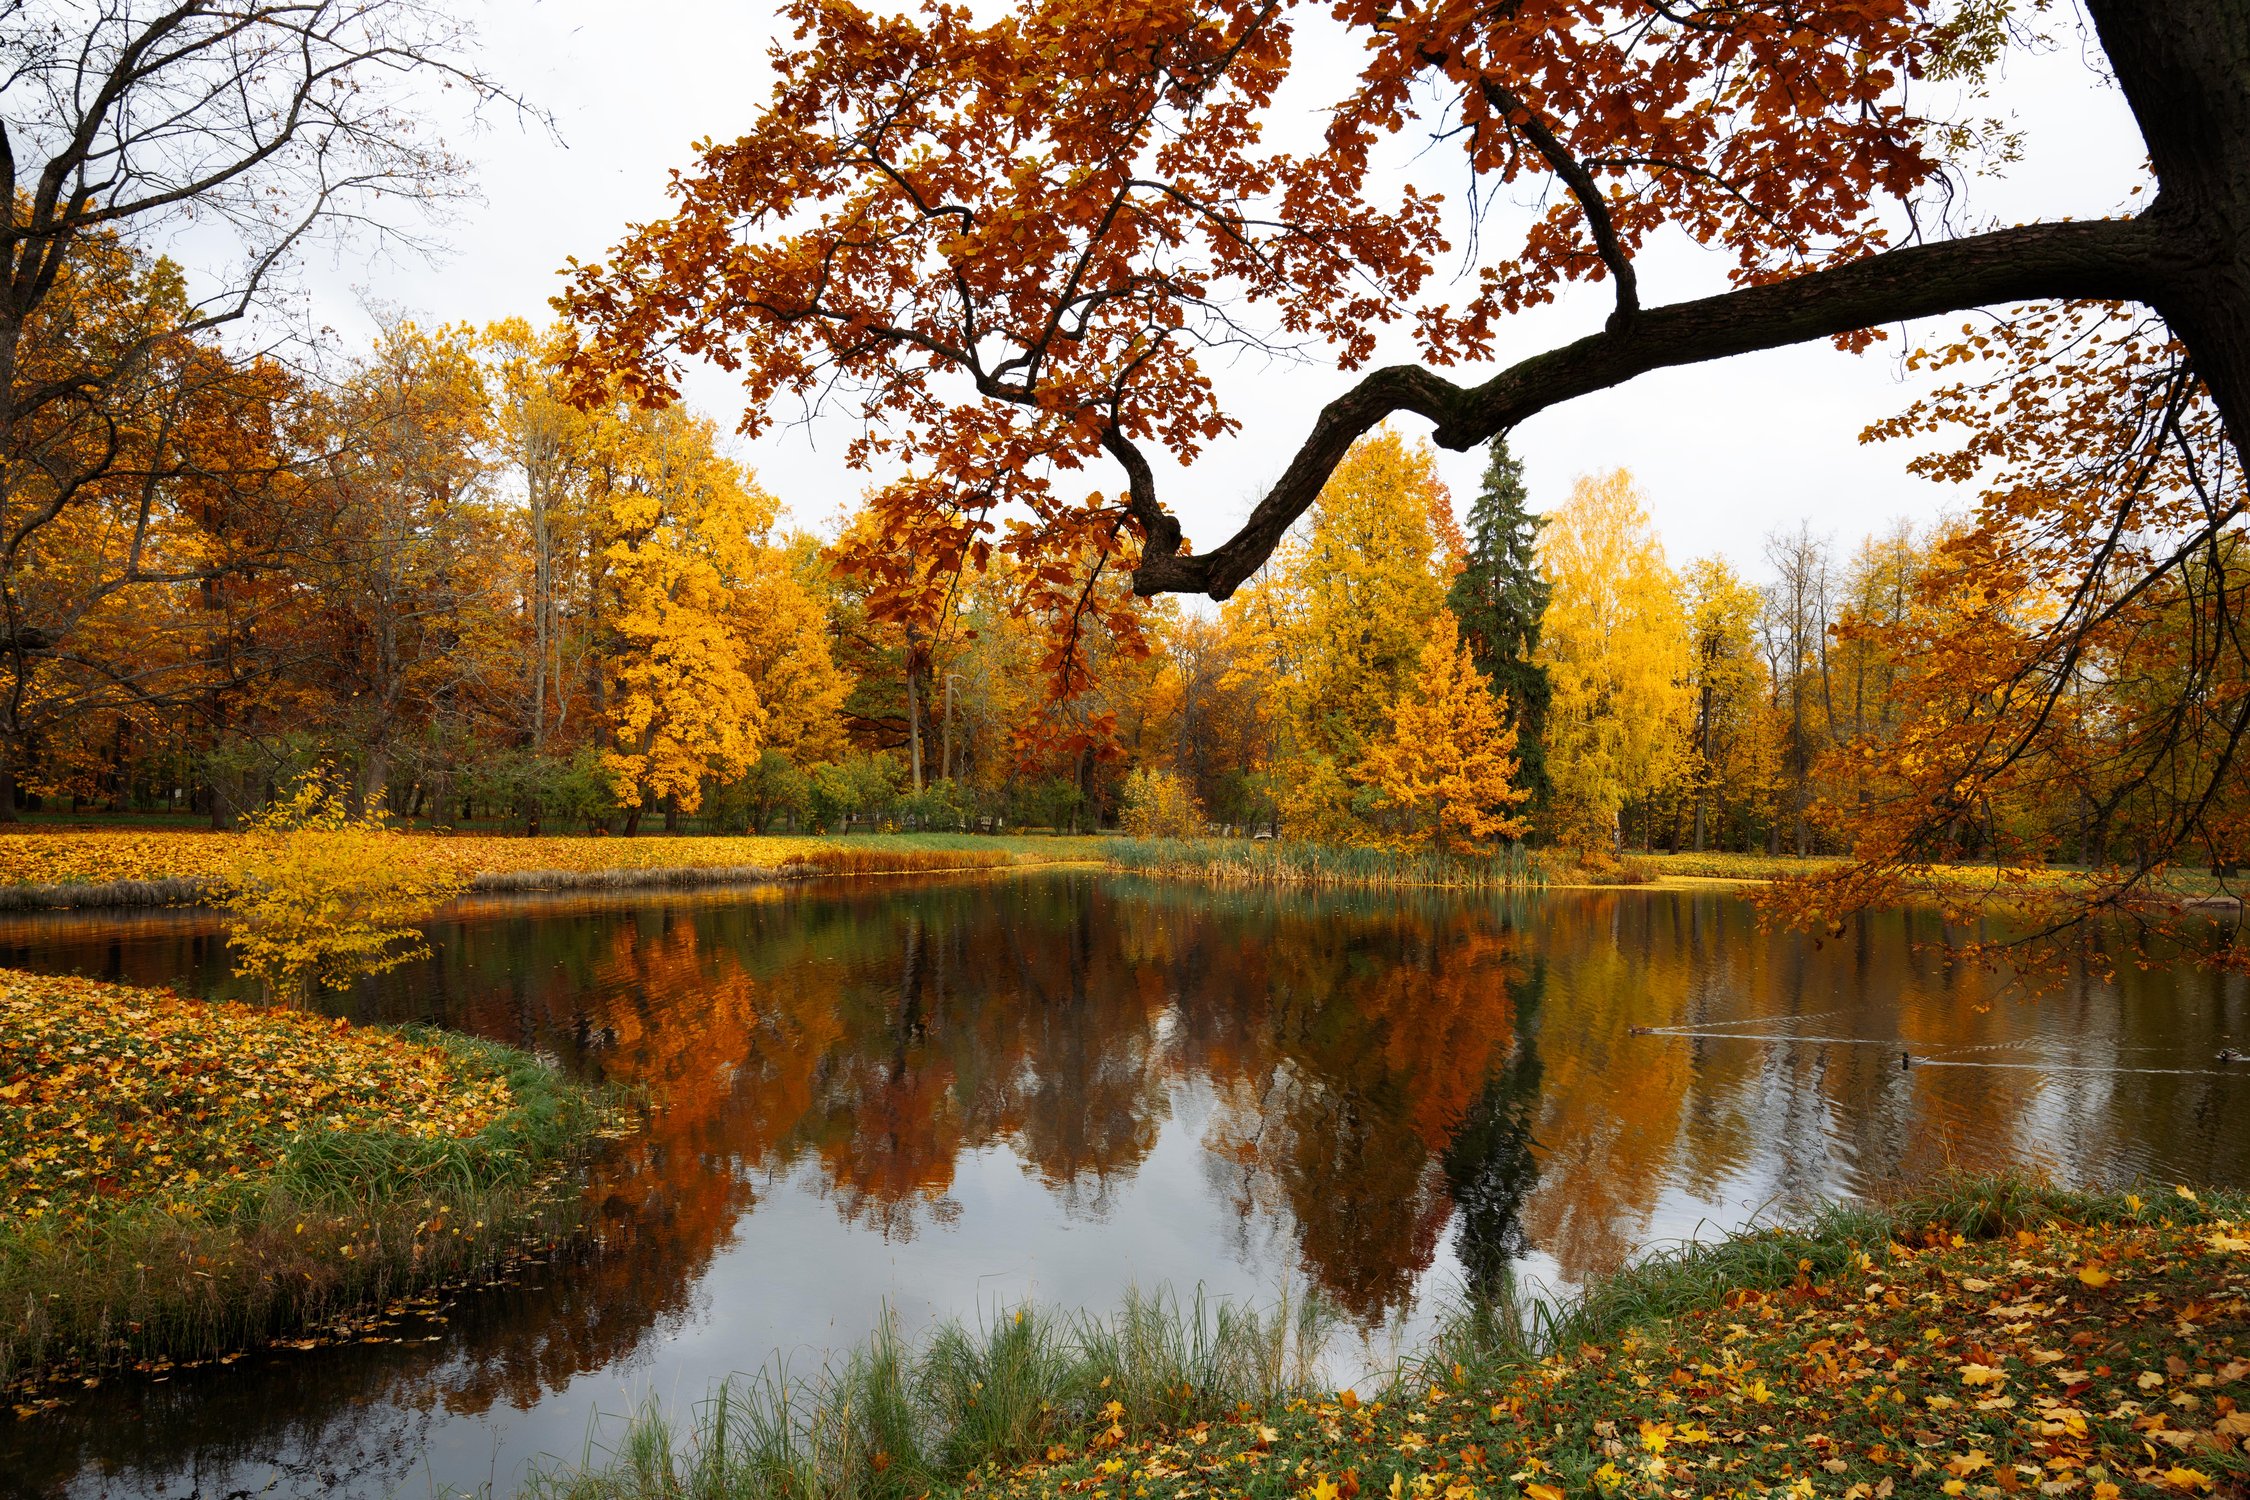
524,1287 -> 1332,1500
0,968 -> 612,1389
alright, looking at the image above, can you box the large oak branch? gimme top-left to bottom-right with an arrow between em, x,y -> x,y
1131,215 -> 2171,599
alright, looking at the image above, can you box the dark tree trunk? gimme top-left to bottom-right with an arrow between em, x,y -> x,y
2088,0 -> 2250,470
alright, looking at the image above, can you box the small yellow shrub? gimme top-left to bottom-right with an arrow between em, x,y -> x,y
218,780 -> 469,1001
1119,767 -> 1206,839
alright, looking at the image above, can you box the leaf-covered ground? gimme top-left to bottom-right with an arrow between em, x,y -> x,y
0,829 -> 1042,890
975,1204 -> 2249,1500
0,969 -> 513,1224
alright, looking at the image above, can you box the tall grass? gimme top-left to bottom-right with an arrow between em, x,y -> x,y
523,1287 -> 1332,1500
0,1031 -> 612,1386
1098,838 -> 1543,891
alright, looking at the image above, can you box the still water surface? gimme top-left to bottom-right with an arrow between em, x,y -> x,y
2,870 -> 2245,1498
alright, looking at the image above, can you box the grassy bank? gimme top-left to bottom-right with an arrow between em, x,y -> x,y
523,1178 -> 2250,1500
1098,838 -> 1543,891
0,969 -> 611,1391
0,830 -> 1081,908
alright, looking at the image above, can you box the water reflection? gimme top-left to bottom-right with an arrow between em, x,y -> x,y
1,874 -> 2243,1498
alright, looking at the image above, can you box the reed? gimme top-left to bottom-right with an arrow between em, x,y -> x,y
1096,837 -> 1543,891
522,1287 -> 1332,1500
0,875 -> 213,909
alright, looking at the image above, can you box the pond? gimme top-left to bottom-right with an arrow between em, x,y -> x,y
2,870 -> 2245,1498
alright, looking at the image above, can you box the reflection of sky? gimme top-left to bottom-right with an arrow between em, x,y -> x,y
4,878 -> 2245,1498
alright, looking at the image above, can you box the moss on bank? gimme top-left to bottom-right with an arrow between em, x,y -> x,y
0,969 -> 612,1391
522,1179 -> 2250,1500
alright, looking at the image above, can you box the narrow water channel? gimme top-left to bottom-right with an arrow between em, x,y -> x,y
3,871 -> 2244,1498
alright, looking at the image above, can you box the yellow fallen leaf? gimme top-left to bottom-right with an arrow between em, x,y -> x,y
2077,1266 -> 2114,1288
1525,1486 -> 1563,1500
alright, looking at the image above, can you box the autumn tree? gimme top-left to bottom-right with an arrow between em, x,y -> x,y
286,318 -> 504,814
1219,429 -> 1454,839
1767,301 -> 2250,964
559,0 -> 2250,955
1537,470 -> 1690,855
1145,609 -> 1270,828
1674,558 -> 1771,853
597,407 -> 778,825
0,231 -> 307,818
561,0 -> 2244,620
1447,438 -> 1552,805
1354,614 -> 1531,855
0,3 -> 513,811
482,319 -> 601,758
1118,765 -> 1206,838
219,774 -> 469,1002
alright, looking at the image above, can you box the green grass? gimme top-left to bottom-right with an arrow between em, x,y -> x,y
1097,838 -> 1543,891
519,1176 -> 2250,1500
522,1287 -> 1332,1500
0,1029 -> 615,1391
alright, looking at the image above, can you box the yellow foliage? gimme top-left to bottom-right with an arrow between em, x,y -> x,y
217,779 -> 471,1001
599,408 -> 781,811
1276,754 -> 1375,846
1226,428 -> 1452,763
1538,469 -> 1692,853
1119,766 -> 1206,838
1353,615 -> 1531,855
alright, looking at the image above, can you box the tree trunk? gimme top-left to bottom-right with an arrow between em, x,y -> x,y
360,747 -> 390,819
905,636 -> 925,792
2086,0 -> 2250,478
0,732 -> 17,824
530,458 -> 552,754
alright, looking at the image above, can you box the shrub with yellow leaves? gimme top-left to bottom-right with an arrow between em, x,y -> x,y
216,777 -> 470,1001
1120,767 -> 1207,839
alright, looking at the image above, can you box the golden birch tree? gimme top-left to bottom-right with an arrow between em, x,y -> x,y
1537,469 -> 1691,854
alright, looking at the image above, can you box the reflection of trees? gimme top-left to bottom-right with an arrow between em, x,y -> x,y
1515,893 -> 1695,1278
4,875 -> 2246,1496
1174,898 -> 1528,1320
1442,959 -> 1545,1301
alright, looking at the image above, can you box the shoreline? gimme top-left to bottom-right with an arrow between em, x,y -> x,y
519,1175 -> 2250,1500
0,835 -> 2238,915
0,975 -> 617,1396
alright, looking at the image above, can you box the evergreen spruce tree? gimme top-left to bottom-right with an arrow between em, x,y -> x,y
1446,438 -> 1553,807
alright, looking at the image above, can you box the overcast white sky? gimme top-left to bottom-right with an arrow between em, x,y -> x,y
288,0 -> 2145,582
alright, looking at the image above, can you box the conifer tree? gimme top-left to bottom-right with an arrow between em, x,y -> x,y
1354,615 -> 1532,856
1446,439 -> 1553,807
